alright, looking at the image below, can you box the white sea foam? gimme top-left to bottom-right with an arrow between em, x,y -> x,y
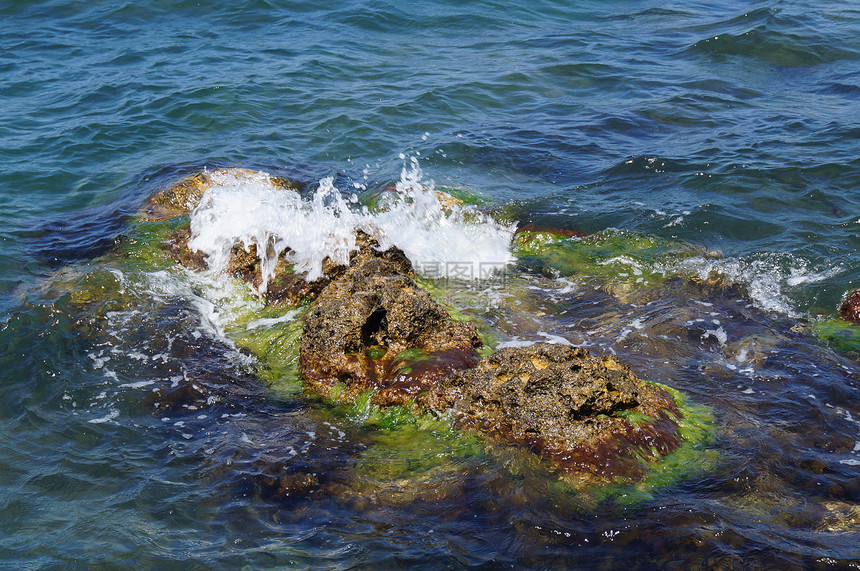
701,326 -> 728,346
672,253 -> 841,317
496,338 -> 537,349
88,409 -> 119,424
187,159 -> 515,290
371,157 -> 516,281
245,309 -> 301,330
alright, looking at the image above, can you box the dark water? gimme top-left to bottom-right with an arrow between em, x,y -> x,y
2,1 -> 860,568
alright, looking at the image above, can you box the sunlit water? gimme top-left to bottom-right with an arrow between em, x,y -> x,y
2,1 -> 860,568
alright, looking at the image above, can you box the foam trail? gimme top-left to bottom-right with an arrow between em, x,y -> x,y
675,253 -> 841,317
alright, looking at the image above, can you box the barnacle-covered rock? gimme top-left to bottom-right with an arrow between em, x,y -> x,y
300,235 -> 482,406
420,342 -> 684,482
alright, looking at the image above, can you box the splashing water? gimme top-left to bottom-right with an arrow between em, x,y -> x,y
188,160 -> 515,290
373,157 -> 516,280
188,169 -> 361,289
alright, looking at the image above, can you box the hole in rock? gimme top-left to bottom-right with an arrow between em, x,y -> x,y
360,307 -> 388,347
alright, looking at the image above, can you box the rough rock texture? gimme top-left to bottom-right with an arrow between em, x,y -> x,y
142,167 -> 300,221
300,235 -> 483,406
226,241 -> 346,306
164,227 -> 208,271
419,343 -> 683,479
840,290 -> 860,323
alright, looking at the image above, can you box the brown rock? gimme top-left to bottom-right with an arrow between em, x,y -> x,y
840,290 -> 860,324
252,461 -> 320,499
224,241 -> 339,306
300,234 -> 482,405
151,168 -> 331,305
163,227 -> 208,271
420,343 -> 683,480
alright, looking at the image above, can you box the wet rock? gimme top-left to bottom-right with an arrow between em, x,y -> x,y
164,226 -> 328,305
224,240 -> 344,306
840,289 -> 860,323
420,343 -> 683,480
142,167 -> 301,221
137,172 -> 709,491
300,234 -> 483,406
148,167 -> 354,306
164,227 -> 208,271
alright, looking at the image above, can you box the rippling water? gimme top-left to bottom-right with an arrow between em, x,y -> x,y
2,1 -> 860,568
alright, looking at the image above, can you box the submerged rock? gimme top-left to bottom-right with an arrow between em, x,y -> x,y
512,228 -> 718,289
420,342 -> 683,481
810,290 -> 860,357
300,234 -> 483,406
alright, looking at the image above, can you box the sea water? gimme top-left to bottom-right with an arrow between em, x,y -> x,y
2,0 -> 860,568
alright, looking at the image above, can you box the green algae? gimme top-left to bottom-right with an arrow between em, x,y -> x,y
391,348 -> 431,363
812,319 -> 860,357
571,384 -> 718,506
613,409 -> 655,425
637,385 -> 717,487
513,228 -> 707,287
318,387 -> 487,481
365,345 -> 388,360
225,306 -> 306,396
118,217 -> 190,271
387,348 -> 431,376
354,418 -> 486,481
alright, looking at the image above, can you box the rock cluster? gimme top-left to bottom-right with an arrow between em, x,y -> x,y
296,242 -> 685,478
146,169 -> 689,482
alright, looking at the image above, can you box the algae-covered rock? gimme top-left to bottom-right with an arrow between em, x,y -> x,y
809,289 -> 860,357
300,235 -> 483,406
812,319 -> 860,356
513,228 -> 714,288
125,167 -> 716,497
420,342 -> 684,482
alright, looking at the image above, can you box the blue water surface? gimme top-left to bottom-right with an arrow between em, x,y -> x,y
2,1 -> 860,568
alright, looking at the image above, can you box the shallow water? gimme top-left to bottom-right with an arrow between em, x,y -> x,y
2,1 -> 860,568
